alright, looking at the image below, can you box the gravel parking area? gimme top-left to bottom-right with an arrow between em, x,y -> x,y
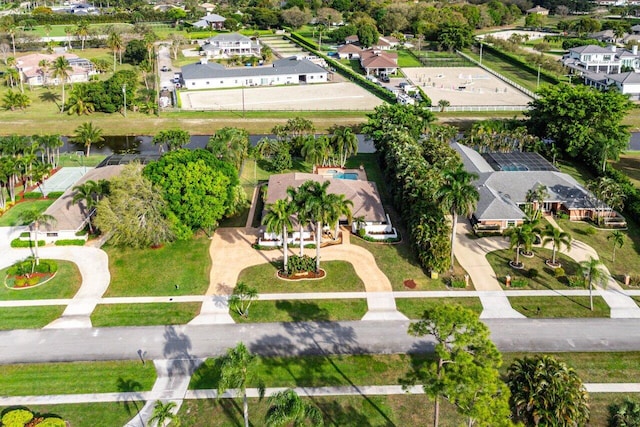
402,67 -> 533,106
179,82 -> 383,111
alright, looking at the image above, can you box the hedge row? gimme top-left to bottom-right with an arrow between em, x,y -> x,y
481,43 -> 560,86
22,191 -> 43,200
54,239 -> 86,246
47,191 -> 65,199
11,238 -> 46,248
18,12 -> 170,25
286,33 -> 397,104
7,259 -> 58,275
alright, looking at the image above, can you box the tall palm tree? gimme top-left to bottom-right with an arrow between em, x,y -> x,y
541,224 -> 572,266
331,126 -> 358,167
326,192 -> 353,240
262,199 -> 294,275
507,355 -> 589,426
580,256 -> 606,311
72,180 -> 100,232
49,56 -> 72,113
304,180 -> 333,272
75,21 -> 90,50
301,137 -> 325,166
504,224 -> 537,268
67,86 -> 95,116
217,343 -> 265,427
287,184 -> 311,256
38,59 -> 50,86
64,26 -> 74,49
148,400 -> 179,427
608,230 -> 625,264
207,127 -> 249,170
265,389 -> 324,427
435,166 -> 479,271
71,122 -> 104,157
106,30 -> 124,73
19,209 -> 56,266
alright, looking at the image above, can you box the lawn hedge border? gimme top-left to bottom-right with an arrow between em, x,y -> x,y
481,43 -> 560,86
54,239 -> 86,246
11,238 -> 46,248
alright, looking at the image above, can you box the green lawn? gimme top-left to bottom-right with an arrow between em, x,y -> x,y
0,360 -> 156,395
230,299 -> 367,323
104,235 -> 211,297
396,297 -> 483,319
0,261 -> 81,300
5,403 -> 145,427
486,248 -> 582,290
463,49 -> 548,92
57,153 -> 107,167
508,296 -> 610,318
396,50 -> 422,68
237,260 -> 365,293
91,302 -> 201,327
0,199 -> 55,226
556,218 -> 640,281
611,152 -> 640,188
0,306 -> 65,330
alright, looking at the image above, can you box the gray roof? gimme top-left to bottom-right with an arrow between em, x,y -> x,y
182,57 -> 326,80
570,45 -> 617,55
265,173 -> 387,223
474,185 -> 525,221
201,13 -> 226,22
43,165 -> 124,232
607,71 -> 640,84
451,142 -> 494,174
208,32 -> 250,43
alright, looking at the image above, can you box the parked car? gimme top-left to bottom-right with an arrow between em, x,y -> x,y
161,66 -> 170,72
381,75 -> 390,83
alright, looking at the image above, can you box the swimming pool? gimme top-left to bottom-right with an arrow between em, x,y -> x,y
500,163 -> 529,172
333,173 -> 359,180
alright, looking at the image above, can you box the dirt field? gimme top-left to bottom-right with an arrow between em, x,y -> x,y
402,67 -> 533,106
179,82 -> 384,111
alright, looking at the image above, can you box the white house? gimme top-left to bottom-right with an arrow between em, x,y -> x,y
181,56 -> 328,90
606,72 -> 640,99
201,33 -> 261,58
192,13 -> 226,30
562,44 -> 640,74
359,49 -> 398,76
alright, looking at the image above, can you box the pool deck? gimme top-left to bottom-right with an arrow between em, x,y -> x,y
315,166 -> 368,181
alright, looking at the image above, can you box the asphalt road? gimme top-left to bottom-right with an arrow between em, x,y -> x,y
2,319 -> 640,365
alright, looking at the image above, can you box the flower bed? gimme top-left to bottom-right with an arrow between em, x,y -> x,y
277,269 -> 326,281
4,259 -> 59,290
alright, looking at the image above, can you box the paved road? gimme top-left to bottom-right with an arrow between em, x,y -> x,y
3,319 -> 640,365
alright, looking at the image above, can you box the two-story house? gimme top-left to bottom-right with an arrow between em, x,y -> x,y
201,33 -> 261,58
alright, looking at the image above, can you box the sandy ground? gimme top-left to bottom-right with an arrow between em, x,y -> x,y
478,30 -> 560,41
402,67 -> 533,106
180,82 -> 384,111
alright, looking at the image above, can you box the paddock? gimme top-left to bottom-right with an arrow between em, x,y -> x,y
401,67 -> 533,106
179,82 -> 384,111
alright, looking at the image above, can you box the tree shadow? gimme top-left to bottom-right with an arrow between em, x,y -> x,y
316,399 -> 388,426
38,90 -> 60,108
162,325 -> 198,376
275,300 -> 330,322
116,377 -> 143,416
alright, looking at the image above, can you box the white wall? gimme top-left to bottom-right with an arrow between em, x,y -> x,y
184,72 -> 327,89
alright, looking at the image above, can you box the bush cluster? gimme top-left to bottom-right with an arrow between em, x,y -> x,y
22,192 -> 43,200
288,254 -> 317,274
7,259 -> 58,276
604,165 -> 640,227
47,191 -> 65,199
1,408 -> 65,427
10,239 -> 45,248
54,239 -> 86,246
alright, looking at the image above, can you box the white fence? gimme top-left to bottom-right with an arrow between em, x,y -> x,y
426,105 -> 530,112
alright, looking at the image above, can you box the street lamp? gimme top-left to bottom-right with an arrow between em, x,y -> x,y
537,64 -> 541,90
122,83 -> 126,118
479,42 -> 483,66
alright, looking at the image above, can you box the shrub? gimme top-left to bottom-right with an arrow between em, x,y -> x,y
357,228 -> 366,238
557,212 -> 569,220
567,275 -> 586,288
22,192 -> 43,200
55,239 -> 86,246
10,239 -> 45,248
628,274 -> 640,287
19,232 -> 30,238
528,268 -> 539,279
36,417 -> 67,427
288,254 -> 317,274
510,278 -> 529,288
36,260 -> 58,274
47,191 -> 65,199
554,267 -> 565,278
449,277 -> 467,288
584,226 -> 597,235
2,409 -> 34,427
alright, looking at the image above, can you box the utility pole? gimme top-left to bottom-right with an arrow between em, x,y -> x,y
479,42 -> 483,66
122,83 -> 126,117
537,64 -> 541,89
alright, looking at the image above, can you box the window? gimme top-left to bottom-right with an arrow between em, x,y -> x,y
603,55 -> 611,61
506,220 -> 517,227
583,55 -> 591,61
191,82 -> 195,86
46,232 -> 58,237
310,75 -> 313,79
206,81 -> 210,85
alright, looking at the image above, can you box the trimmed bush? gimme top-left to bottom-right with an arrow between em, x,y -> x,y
22,192 -> 43,200
10,238 -> 45,248
510,278 -> 529,288
449,277 -> 467,288
528,268 -> 539,279
567,275 -> 586,288
2,409 -> 34,427
37,260 -> 59,274
54,239 -> 86,246
47,191 -> 65,199
288,254 -> 317,274
584,226 -> 597,236
37,418 -> 67,427
554,267 -> 565,278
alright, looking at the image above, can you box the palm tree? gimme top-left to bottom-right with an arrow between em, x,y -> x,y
148,400 -> 179,427
507,355 -> 589,426
504,224 -> 537,268
67,86 -> 95,116
19,209 -> 56,267
435,166 -> 479,272
207,127 -> 249,170
38,59 -> 50,86
217,343 -> 265,427
437,99 -> 450,112
301,137 -> 326,166
106,30 -> 124,73
580,256 -> 606,311
331,126 -> 358,167
262,199 -> 295,275
75,21 -> 90,50
72,180 -> 100,233
64,26 -> 74,50
609,398 -> 640,427
541,224 -> 572,266
265,389 -> 324,427
304,180 -> 334,272
49,56 -> 72,113
326,193 -> 353,240
287,185 -> 311,256
608,230 -> 625,264
71,122 -> 104,157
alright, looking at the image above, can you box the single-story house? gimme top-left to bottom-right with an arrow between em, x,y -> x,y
32,165 -> 124,243
345,35 -> 359,44
201,32 -> 261,58
15,53 -> 95,87
258,170 -> 396,246
360,50 -> 398,76
526,5 -> 549,14
181,56 -> 328,89
337,43 -> 362,59
373,36 -> 400,50
452,143 -> 625,231
192,13 -> 226,30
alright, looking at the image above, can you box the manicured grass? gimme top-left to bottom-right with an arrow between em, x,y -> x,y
396,297 -> 483,319
556,218 -> 640,281
486,248 -> 582,290
6,402 -> 145,427
508,296 -> 610,318
0,199 -> 55,226
463,49 -> 547,92
104,235 -> 211,297
0,260 -> 81,300
236,260 -> 365,293
230,299 -> 367,323
91,302 -> 201,327
57,153 -> 107,167
396,49 -> 422,67
0,306 -> 65,330
0,360 -> 156,395
555,158 -> 597,185
611,152 -> 640,188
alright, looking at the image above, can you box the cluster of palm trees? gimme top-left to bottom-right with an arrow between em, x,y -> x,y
586,176 -> 625,225
464,120 -> 542,153
299,127 -> 358,168
72,179 -> 109,233
504,220 -> 572,269
262,180 -> 352,275
0,135 -> 63,209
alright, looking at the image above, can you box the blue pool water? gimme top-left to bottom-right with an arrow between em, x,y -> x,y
500,164 -> 529,172
334,173 -> 358,180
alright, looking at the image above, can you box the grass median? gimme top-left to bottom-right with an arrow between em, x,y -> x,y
230,299 -> 367,323
0,261 -> 81,300
396,297 -> 482,319
508,296 -> 610,318
0,306 -> 66,330
91,302 -> 202,327
104,235 -> 211,297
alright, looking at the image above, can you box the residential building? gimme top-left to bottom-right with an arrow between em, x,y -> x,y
15,53 -> 95,87
373,36 -> 400,50
181,56 -> 328,89
526,5 -> 549,14
337,43 -> 362,59
562,45 -> 640,74
360,49 -> 398,76
192,13 -> 226,30
201,32 -> 261,58
452,143 -> 625,231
